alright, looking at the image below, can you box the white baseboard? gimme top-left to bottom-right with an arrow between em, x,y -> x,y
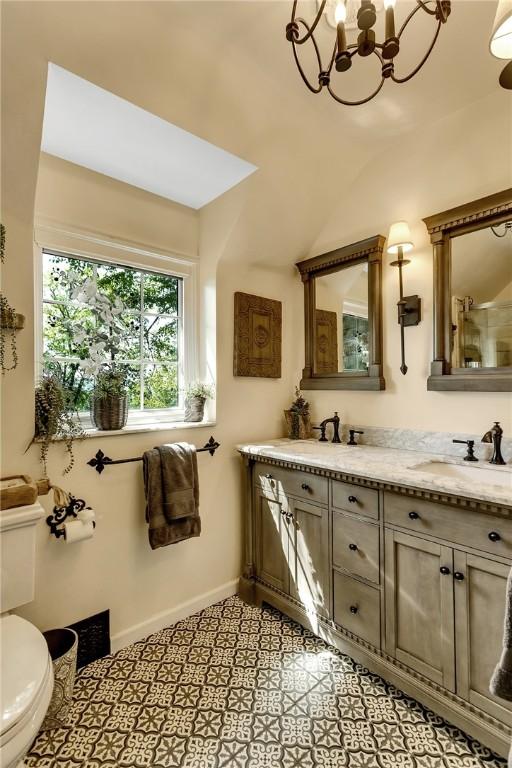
110,578 -> 239,653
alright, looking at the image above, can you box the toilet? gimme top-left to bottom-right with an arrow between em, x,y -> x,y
0,503 -> 54,767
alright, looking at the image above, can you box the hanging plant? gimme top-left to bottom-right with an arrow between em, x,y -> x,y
0,293 -> 19,373
0,224 -> 24,373
32,370 -> 84,476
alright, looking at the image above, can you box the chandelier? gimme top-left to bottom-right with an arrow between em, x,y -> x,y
285,0 -> 451,106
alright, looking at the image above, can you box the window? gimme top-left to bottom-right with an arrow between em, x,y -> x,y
41,250 -> 185,421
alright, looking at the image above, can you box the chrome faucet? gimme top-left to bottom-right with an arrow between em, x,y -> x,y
481,422 -> 506,465
313,412 -> 341,443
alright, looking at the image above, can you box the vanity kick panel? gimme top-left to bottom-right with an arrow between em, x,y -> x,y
333,571 -> 381,648
332,511 -> 380,584
332,480 -> 379,519
253,462 -> 328,505
384,492 -> 512,558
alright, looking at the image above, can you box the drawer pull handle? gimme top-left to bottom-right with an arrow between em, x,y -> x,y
301,483 -> 311,491
440,566 -> 450,575
408,511 -> 420,520
349,543 -> 358,551
454,571 -> 465,581
488,531 -> 501,542
349,605 -> 358,614
348,495 -> 358,504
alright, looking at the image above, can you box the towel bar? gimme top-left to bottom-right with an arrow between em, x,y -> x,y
87,436 -> 220,474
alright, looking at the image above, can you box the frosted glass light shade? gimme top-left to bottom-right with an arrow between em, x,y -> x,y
490,0 -> 512,59
387,221 -> 414,254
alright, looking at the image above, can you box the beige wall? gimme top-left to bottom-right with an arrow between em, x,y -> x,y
1,1 -> 511,647
302,91 -> 512,435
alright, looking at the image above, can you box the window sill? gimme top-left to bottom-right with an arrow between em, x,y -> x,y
34,420 -> 217,443
83,420 -> 217,439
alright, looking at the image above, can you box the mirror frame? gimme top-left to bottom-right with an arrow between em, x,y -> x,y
424,188 -> 512,392
296,235 -> 385,391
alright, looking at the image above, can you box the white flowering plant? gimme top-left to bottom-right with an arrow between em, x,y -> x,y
44,268 -> 135,404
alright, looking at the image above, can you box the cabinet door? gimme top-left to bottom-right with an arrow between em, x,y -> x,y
290,499 -> 331,618
385,530 -> 455,690
254,488 -> 292,594
454,551 -> 512,724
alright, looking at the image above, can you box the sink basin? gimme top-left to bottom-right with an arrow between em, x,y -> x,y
412,461 -> 512,490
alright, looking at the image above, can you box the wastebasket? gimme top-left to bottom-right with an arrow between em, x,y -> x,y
41,627 -> 78,730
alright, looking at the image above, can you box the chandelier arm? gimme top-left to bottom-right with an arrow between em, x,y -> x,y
391,20 -> 442,84
327,76 -> 385,106
414,0 -> 438,17
291,21 -> 323,94
396,1 -> 433,38
326,38 -> 338,74
291,0 -> 327,45
491,225 -> 507,237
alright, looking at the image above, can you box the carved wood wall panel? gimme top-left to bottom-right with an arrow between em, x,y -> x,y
315,309 -> 338,374
233,292 -> 282,378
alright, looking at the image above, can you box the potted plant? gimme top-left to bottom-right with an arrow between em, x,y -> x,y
284,387 -> 312,440
54,271 -> 132,431
90,364 -> 129,431
33,370 -> 84,475
184,381 -> 214,423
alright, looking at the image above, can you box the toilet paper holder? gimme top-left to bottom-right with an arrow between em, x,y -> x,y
46,495 -> 95,539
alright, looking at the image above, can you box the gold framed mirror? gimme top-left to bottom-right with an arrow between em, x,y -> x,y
296,235 -> 385,391
424,189 -> 512,392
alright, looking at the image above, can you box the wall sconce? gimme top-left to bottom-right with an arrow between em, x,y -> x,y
490,0 -> 512,89
387,221 -> 421,375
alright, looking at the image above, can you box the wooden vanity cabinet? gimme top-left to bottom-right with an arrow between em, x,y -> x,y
454,552 -> 512,724
384,530 -> 456,690
242,456 -> 512,757
253,477 -> 331,618
254,488 -> 291,595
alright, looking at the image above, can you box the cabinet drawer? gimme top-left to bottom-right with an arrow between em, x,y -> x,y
333,571 -> 381,648
253,462 -> 328,505
332,480 -> 379,519
384,492 -> 512,559
332,511 -> 380,584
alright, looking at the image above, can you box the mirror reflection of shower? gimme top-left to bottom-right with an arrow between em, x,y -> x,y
451,225 -> 512,369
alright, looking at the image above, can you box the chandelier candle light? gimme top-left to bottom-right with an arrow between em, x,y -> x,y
286,0 -> 451,105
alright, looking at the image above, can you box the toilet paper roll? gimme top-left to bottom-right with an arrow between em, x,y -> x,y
77,507 -> 95,524
64,520 -> 94,543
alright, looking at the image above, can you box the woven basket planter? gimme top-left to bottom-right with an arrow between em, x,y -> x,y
91,394 -> 128,431
184,395 -> 205,423
41,628 -> 78,730
284,410 -> 312,440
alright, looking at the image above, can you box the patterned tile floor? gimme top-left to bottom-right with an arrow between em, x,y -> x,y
27,596 -> 507,768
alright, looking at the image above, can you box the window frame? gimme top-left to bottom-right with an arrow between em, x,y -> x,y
34,220 -> 198,428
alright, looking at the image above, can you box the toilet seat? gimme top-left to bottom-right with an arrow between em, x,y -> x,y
0,615 -> 54,768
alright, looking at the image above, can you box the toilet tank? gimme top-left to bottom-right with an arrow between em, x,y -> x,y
0,503 -> 45,613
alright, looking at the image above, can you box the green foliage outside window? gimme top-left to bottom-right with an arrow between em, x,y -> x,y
42,252 -> 181,411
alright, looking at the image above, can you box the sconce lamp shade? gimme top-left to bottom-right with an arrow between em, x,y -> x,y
490,0 -> 512,58
387,221 -> 414,255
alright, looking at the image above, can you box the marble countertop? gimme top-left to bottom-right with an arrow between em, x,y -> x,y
238,439 -> 512,508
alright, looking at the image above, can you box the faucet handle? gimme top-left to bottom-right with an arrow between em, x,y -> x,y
452,438 -> 478,462
348,429 -> 364,446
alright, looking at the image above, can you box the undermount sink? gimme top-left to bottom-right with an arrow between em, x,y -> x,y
412,461 -> 512,489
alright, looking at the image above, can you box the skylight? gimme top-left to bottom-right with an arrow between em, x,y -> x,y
41,63 -> 257,210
